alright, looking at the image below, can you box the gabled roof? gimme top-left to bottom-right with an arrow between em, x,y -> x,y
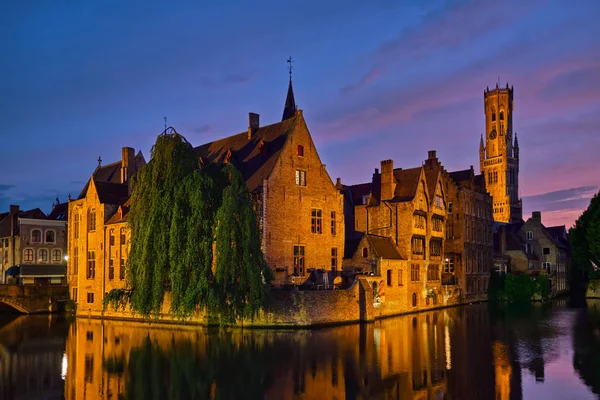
48,202 -> 68,221
424,168 -> 440,201
367,234 -> 404,260
343,183 -> 371,207
0,208 -> 48,237
449,168 -> 472,185
94,181 -> 129,205
77,152 -> 145,200
392,167 -> 422,202
194,115 -> 298,192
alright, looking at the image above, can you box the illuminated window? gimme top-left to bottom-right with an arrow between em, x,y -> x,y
295,170 -> 306,186
24,248 -> 33,262
430,240 -> 442,256
414,214 -> 426,229
52,249 -> 62,262
74,213 -> 80,239
427,264 -> 440,281
435,195 -> 444,209
432,216 -> 443,232
39,249 -> 48,262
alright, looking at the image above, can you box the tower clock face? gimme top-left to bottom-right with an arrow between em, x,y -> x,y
489,129 -> 497,140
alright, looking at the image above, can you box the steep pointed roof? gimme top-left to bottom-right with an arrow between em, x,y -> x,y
392,167 -> 423,202
194,115 -> 299,192
282,79 -> 297,121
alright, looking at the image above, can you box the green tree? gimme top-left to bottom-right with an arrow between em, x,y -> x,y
570,190 -> 600,281
104,130 -> 271,320
213,164 -> 273,322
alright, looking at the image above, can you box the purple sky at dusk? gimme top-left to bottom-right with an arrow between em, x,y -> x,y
1,0 -> 599,228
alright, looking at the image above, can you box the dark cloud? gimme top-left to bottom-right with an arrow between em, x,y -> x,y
537,65 -> 600,101
200,73 -> 252,89
194,124 -> 212,135
0,184 -> 16,193
523,186 -> 599,214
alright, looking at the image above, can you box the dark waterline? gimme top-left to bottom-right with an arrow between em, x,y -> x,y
1,298 -> 599,399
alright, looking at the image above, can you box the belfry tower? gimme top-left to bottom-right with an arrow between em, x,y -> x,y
480,83 -> 522,223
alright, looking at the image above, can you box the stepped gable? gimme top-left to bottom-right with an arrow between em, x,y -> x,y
194,116 -> 297,192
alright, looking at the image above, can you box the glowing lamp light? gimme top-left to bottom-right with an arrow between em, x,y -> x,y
64,255 -> 69,261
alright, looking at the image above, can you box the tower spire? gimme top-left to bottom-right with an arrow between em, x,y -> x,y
282,57 -> 297,121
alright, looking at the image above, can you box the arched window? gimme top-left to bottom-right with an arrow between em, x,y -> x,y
88,209 -> 96,231
499,110 -> 504,120
45,230 -> 55,243
31,229 -> 41,243
39,249 -> 48,262
412,293 -> 417,307
491,108 -> 496,122
24,249 -> 33,262
52,249 -> 62,262
362,248 -> 369,258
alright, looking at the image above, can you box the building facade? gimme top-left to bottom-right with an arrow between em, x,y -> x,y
343,155 -> 457,315
442,165 -> 494,302
0,205 -> 67,285
480,84 -> 522,223
68,147 -> 144,311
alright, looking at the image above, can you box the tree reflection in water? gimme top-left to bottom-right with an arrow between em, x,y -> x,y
55,300 -> 600,400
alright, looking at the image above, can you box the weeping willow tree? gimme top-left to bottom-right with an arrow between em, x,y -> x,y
213,164 -> 273,322
104,129 -> 272,321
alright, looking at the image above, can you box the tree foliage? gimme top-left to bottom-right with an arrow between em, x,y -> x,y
213,165 -> 273,322
570,189 -> 600,280
104,130 -> 271,321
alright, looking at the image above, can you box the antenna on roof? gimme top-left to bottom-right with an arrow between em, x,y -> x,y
287,56 -> 293,82
164,116 -> 167,132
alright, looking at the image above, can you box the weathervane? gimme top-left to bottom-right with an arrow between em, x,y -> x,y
287,56 -> 293,81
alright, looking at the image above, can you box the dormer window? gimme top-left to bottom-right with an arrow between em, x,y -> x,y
297,145 -> 304,157
259,141 -> 267,157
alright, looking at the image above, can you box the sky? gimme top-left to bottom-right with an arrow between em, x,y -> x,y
1,0 -> 599,228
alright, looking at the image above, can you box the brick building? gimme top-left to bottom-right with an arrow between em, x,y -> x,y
343,155 -> 457,315
480,84 -> 522,223
194,99 -> 345,285
441,164 -> 494,302
0,205 -> 67,284
494,211 -> 569,296
67,148 -> 144,311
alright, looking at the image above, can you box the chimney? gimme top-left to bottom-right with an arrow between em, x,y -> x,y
9,205 -> 19,236
532,211 -> 542,224
380,159 -> 395,201
428,150 -> 437,160
248,113 -> 260,139
121,147 -> 135,184
336,177 -> 342,190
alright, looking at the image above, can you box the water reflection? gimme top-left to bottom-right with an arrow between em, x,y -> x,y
1,299 -> 599,399
0,314 -> 68,400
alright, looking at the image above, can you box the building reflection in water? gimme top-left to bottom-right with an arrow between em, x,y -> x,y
0,314 -> 67,400
0,299 -> 592,399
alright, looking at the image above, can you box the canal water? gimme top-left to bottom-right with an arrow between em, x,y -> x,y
0,298 -> 599,399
